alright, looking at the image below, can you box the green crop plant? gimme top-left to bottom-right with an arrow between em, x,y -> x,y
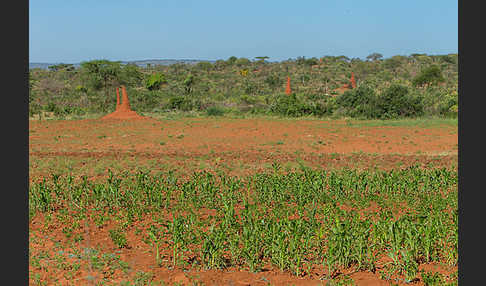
29,166 -> 457,283
147,226 -> 163,267
109,228 -> 128,249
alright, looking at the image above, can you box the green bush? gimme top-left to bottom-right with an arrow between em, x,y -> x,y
144,73 -> 167,90
377,84 -> 423,118
168,96 -> 193,111
264,74 -> 283,89
206,106 -> 226,116
420,87 -> 457,117
336,85 -> 381,118
271,93 -> 312,117
412,65 -> 444,87
29,103 -> 42,117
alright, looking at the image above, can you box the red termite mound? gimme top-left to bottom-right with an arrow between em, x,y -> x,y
101,85 -> 146,120
350,72 -> 357,89
285,76 -> 292,95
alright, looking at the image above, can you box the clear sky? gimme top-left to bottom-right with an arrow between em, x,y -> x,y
29,0 -> 457,63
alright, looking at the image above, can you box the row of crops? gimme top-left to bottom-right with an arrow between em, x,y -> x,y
29,166 -> 457,284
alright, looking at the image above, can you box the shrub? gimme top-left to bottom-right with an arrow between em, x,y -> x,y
264,74 -> 283,89
144,73 -> 167,90
168,96 -> 193,111
29,103 -> 42,117
336,85 -> 381,118
377,84 -> 423,118
412,65 -> 444,87
420,87 -> 457,117
271,93 -> 311,117
206,106 -> 226,116
239,95 -> 259,105
235,58 -> 251,67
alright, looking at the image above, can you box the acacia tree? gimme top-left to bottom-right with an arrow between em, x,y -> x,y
412,65 -> 445,87
195,61 -> 213,74
255,56 -> 269,63
80,60 -> 122,102
366,53 -> 383,61
48,63 -> 75,72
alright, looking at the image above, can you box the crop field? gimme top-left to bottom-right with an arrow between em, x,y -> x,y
29,117 -> 457,285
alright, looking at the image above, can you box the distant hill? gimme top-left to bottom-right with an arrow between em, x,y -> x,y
29,59 -> 215,70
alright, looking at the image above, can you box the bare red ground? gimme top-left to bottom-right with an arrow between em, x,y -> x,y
29,117 -> 457,285
29,118 -> 457,159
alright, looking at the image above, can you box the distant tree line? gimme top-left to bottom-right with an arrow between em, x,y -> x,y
29,53 -> 458,119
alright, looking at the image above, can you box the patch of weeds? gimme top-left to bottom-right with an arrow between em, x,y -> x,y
176,134 -> 185,139
29,253 -> 42,269
325,274 -> 355,286
133,271 -> 154,285
159,141 -> 166,145
329,153 -> 340,159
62,226 -> 73,239
97,135 -> 107,139
95,213 -> 110,228
32,272 -> 47,286
109,228 -> 129,249
420,270 -> 445,286
73,233 -> 84,243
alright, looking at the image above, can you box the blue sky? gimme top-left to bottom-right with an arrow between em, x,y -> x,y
29,0 -> 457,63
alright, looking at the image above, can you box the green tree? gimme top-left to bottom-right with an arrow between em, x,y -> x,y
366,53 -> 383,61
227,56 -> 238,65
336,85 -> 379,118
195,61 -> 213,74
255,56 -> 269,63
383,56 -> 404,70
264,74 -> 282,89
377,84 -> 423,118
80,60 -> 122,101
235,58 -> 251,67
120,64 -> 143,86
48,63 -> 75,72
412,65 -> 445,87
145,72 -> 167,90
184,74 -> 195,94
214,60 -> 227,70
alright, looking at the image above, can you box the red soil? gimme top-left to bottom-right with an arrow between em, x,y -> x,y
28,118 -> 457,284
101,85 -> 146,120
29,118 -> 457,180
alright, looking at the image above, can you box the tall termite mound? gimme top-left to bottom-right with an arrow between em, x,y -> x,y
101,85 -> 145,120
350,72 -> 357,89
285,76 -> 292,95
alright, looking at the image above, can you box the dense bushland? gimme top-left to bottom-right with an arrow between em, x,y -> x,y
29,53 -> 458,119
